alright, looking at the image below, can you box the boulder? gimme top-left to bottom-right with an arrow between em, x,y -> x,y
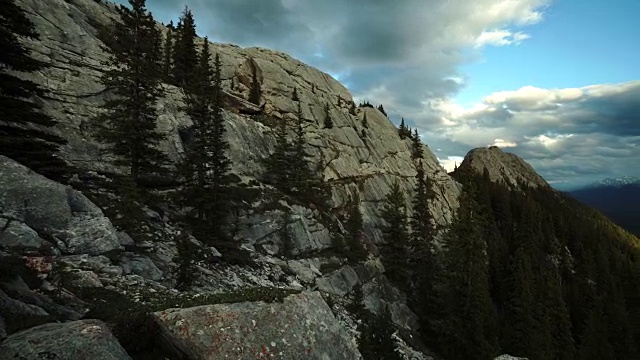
118,253 -> 164,281
0,219 -> 55,256
152,291 -> 361,359
0,156 -> 122,256
0,320 -> 131,360
0,288 -> 51,334
316,265 -> 359,296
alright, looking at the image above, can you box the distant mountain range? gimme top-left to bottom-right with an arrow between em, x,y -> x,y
570,176 -> 640,236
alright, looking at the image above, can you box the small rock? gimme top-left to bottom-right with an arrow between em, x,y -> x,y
119,253 -> 163,281
69,270 -> 103,288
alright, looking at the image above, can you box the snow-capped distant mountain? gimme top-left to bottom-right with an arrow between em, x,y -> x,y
590,176 -> 640,188
570,176 -> 640,236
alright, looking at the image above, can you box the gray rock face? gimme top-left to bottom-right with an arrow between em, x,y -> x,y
459,146 -> 549,189
0,319 -> 131,360
15,0 -> 461,247
0,314 -> 6,340
0,156 -> 122,256
118,252 -> 164,281
0,219 -> 54,256
152,291 -> 361,359
494,355 -> 529,360
0,288 -> 51,334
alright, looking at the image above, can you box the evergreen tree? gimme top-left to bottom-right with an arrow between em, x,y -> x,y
172,7 -> 197,88
323,102 -> 333,129
350,101 -> 357,115
161,21 -> 175,81
344,192 -> 368,262
249,65 -> 261,105
362,112 -> 369,129
380,181 -> 410,289
377,104 -> 387,117
174,229 -> 197,290
410,161 -> 436,253
398,117 -> 410,139
434,185 -> 498,360
290,101 -> 315,195
411,128 -> 424,159
265,117 -> 291,187
0,0 -> 71,181
349,286 -> 402,360
94,0 -> 167,184
179,39 -> 231,243
292,87 -> 299,101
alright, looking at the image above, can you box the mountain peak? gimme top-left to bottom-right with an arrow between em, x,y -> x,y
457,146 -> 549,189
589,176 -> 640,189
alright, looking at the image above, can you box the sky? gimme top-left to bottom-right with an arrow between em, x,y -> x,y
115,0 -> 640,190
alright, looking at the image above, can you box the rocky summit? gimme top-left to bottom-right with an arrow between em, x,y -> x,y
3,0 -> 638,359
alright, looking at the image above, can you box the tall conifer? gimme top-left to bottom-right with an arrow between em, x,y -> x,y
380,181 -> 410,288
94,0 -> 167,184
179,39 -> 231,243
0,0 -> 70,180
172,7 -> 197,88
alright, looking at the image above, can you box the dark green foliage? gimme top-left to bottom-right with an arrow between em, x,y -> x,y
359,101 -> 374,108
174,229 -> 197,290
380,181 -> 410,289
0,0 -> 71,181
348,287 -> 402,360
362,112 -> 369,128
171,7 -> 197,88
323,102 -> 333,129
427,167 -> 640,360
398,118 -> 411,139
265,117 -> 291,186
411,129 -> 424,159
377,104 -> 387,117
161,21 -> 174,81
350,101 -> 357,115
94,0 -> 168,184
292,87 -> 299,101
264,102 -> 329,208
410,162 -> 435,246
431,185 -> 499,360
343,192 -> 368,262
177,39 -> 232,245
249,65 -> 261,105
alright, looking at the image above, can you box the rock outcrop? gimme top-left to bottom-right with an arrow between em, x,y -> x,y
0,156 -> 122,257
15,0 -> 461,245
152,291 -> 361,360
458,146 -> 550,189
0,319 -> 131,360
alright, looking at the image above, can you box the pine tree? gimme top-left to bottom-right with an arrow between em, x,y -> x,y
292,87 -> 299,101
350,101 -> 357,115
411,128 -> 424,159
249,65 -> 261,105
380,181 -> 410,289
290,101 -> 314,195
172,7 -> 197,88
94,0 -> 167,184
161,21 -> 175,81
179,39 -> 231,243
0,0 -> 71,181
344,192 -> 368,262
398,118 -> 408,139
434,185 -> 498,360
175,229 -> 197,290
377,104 -> 387,117
265,117 -> 291,187
410,161 -> 436,252
323,102 -> 333,129
362,112 -> 369,129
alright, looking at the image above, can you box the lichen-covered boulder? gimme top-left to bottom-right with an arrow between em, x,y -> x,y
152,291 -> 361,359
0,319 -> 131,360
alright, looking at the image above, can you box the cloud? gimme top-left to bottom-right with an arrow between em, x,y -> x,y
427,81 -> 640,188
132,0 -> 640,188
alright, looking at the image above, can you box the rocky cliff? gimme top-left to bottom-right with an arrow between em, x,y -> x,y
1,0 -> 562,358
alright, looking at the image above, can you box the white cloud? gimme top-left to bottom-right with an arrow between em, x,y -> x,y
475,29 -> 532,48
491,138 -> 518,147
